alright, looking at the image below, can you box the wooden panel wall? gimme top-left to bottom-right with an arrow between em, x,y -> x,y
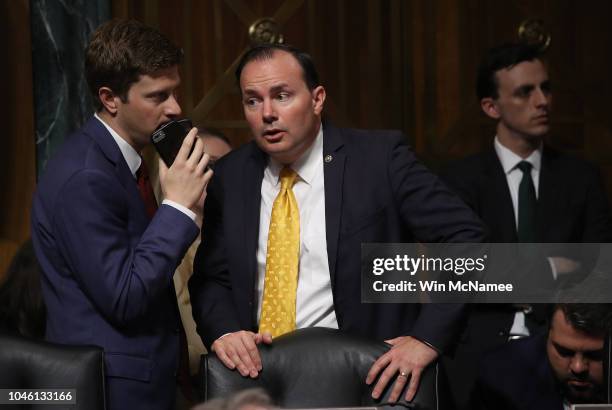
111,0 -> 612,178
3,0 -> 611,272
1,0 -> 35,277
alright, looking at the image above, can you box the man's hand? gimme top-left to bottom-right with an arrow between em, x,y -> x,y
211,331 -> 273,378
159,127 -> 213,216
366,336 -> 439,403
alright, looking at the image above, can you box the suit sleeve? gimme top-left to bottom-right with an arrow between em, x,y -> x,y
388,135 -> 486,243
439,162 -> 482,216
387,134 -> 485,351
52,168 -> 198,327
190,168 -> 242,349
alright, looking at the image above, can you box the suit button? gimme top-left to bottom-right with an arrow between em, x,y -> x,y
498,330 -> 507,337
175,328 -> 180,333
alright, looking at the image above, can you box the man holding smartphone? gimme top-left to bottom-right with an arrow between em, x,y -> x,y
31,19 -> 212,410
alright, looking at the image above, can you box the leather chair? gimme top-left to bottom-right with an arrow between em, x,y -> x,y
0,333 -> 105,410
200,327 -> 451,409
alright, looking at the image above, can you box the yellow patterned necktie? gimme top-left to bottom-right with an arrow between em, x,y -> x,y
259,167 -> 300,337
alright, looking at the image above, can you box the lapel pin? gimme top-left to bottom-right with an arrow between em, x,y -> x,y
324,154 -> 333,163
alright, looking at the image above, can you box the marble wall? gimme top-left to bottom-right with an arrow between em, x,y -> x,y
30,0 -> 110,176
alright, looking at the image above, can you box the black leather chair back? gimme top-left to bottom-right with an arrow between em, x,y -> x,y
0,333 -> 105,410
200,328 -> 450,409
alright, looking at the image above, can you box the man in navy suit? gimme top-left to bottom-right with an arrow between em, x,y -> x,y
472,304 -> 612,410
441,43 -> 612,409
189,44 -> 485,403
31,20 -> 212,410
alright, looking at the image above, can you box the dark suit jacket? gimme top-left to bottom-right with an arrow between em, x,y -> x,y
471,334 -> 564,410
443,146 -> 612,244
190,124 -> 485,352
442,146 -> 612,342
31,117 -> 199,410
440,145 -> 612,410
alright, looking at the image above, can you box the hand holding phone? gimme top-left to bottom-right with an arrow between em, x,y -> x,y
158,126 -> 213,220
151,118 -> 193,167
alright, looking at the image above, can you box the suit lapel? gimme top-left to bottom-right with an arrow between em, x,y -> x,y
485,148 -> 519,242
322,124 -> 346,284
537,147 -> 560,241
82,117 -> 123,165
243,145 -> 266,314
82,117 -> 147,225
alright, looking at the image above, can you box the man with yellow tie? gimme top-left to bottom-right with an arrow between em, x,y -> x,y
189,44 -> 485,403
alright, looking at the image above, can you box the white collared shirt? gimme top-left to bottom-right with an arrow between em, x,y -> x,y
494,136 -> 542,229
256,125 -> 338,329
94,114 -> 195,221
494,137 -> 555,337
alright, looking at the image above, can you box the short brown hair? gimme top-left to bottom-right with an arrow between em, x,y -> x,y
235,44 -> 320,92
85,19 -> 183,111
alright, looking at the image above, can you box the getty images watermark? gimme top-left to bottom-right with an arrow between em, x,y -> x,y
361,243 -> 612,303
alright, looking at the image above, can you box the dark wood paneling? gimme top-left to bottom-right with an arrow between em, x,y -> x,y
6,0 -> 612,272
1,0 -> 35,276
100,0 -> 612,201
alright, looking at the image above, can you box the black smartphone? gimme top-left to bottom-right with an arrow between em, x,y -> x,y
151,118 -> 193,167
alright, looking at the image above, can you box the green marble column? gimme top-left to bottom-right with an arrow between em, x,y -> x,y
31,0 -> 110,177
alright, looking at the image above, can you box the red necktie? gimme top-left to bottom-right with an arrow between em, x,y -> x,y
136,160 -> 158,219
135,159 -> 193,401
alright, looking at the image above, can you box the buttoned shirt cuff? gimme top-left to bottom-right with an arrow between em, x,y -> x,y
162,199 -> 197,222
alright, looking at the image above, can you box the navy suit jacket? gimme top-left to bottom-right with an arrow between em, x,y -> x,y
471,334 -> 564,410
31,117 -> 199,410
190,124 -> 485,352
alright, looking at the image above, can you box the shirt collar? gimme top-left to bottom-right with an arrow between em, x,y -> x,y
268,124 -> 323,186
94,113 -> 141,178
494,136 -> 542,174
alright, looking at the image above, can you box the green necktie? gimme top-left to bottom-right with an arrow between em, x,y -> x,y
517,161 -> 537,242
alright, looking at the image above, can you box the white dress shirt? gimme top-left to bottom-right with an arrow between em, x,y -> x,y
494,136 -> 551,337
256,125 -> 338,329
94,114 -> 195,221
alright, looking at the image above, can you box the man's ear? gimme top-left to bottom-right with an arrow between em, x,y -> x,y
98,87 -> 120,115
480,97 -> 501,120
312,85 -> 326,115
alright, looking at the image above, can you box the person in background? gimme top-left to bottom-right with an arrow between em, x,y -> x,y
198,127 -> 232,167
169,127 -> 233,376
472,304 -> 612,410
441,42 -> 612,409
192,388 -> 275,410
